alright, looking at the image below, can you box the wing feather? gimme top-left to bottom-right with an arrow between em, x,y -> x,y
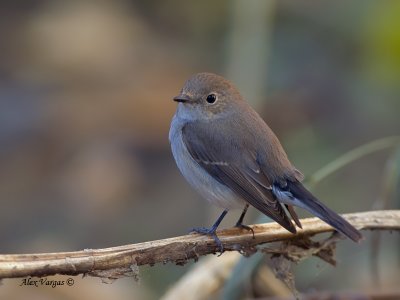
182,122 -> 296,233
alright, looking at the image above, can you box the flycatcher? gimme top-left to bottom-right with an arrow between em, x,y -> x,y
169,72 -> 362,250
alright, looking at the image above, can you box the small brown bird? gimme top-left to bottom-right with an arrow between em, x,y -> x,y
169,72 -> 362,250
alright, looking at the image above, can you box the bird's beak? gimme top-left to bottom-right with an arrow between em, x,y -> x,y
173,94 -> 191,103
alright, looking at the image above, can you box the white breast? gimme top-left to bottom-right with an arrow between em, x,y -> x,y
169,112 -> 244,210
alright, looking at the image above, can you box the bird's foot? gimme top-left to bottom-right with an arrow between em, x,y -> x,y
189,227 -> 224,253
234,223 -> 255,239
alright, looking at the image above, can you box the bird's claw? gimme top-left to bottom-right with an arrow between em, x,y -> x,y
235,223 -> 255,239
189,227 -> 224,253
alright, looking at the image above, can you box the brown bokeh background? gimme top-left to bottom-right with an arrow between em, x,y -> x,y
0,1 -> 399,299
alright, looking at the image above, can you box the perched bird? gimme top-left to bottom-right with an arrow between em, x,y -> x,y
169,72 -> 362,250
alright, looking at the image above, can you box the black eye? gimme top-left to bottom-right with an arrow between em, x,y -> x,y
206,94 -> 217,104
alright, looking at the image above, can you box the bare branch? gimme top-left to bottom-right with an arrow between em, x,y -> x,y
1,210 -> 399,280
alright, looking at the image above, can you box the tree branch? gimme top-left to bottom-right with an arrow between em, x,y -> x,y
1,210 -> 399,280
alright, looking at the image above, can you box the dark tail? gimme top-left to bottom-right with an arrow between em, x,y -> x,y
287,181 -> 363,242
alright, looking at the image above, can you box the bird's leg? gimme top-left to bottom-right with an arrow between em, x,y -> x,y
234,204 -> 255,238
190,210 -> 228,253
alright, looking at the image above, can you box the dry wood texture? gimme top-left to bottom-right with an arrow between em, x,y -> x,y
0,210 -> 399,280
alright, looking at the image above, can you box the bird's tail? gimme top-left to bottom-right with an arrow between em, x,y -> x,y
282,181 -> 363,242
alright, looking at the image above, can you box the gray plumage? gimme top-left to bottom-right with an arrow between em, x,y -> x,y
169,72 -> 362,242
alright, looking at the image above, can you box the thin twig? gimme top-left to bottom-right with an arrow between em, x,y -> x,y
0,210 -> 399,280
308,136 -> 400,187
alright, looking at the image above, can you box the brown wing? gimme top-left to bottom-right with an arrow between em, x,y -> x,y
182,121 -> 296,233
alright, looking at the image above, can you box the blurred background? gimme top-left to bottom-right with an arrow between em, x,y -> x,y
0,0 -> 399,299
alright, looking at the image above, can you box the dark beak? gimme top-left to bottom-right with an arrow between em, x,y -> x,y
173,94 -> 191,103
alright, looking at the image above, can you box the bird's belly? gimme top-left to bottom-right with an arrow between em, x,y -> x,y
169,118 -> 244,210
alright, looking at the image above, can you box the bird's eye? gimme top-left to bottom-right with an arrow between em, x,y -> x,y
206,94 -> 217,104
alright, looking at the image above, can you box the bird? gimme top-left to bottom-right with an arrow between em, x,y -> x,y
169,72 -> 362,251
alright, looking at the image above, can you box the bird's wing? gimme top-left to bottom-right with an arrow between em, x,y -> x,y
182,121 -> 296,233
